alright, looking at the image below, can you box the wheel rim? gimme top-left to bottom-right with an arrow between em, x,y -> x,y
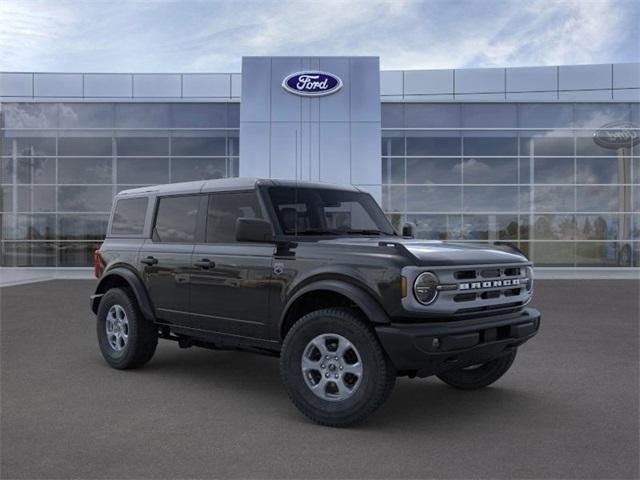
105,304 -> 129,352
301,333 -> 363,402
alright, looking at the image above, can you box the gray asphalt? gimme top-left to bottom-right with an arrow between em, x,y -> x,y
1,279 -> 638,479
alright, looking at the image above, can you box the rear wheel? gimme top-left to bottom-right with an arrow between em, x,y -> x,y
280,308 -> 396,427
97,288 -> 158,369
436,349 -> 517,390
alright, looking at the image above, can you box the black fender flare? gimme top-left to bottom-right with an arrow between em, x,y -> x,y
91,267 -> 156,321
279,279 -> 390,335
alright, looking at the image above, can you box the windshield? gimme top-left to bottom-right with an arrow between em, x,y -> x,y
267,186 -> 396,237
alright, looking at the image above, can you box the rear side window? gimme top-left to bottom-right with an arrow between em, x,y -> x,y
206,192 -> 262,243
111,197 -> 148,236
153,195 -> 200,243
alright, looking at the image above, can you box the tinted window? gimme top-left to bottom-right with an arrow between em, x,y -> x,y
111,197 -> 148,235
206,192 -> 262,243
153,195 -> 199,243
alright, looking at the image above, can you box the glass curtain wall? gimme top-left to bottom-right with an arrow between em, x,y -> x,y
382,102 -> 639,268
0,102 -> 239,267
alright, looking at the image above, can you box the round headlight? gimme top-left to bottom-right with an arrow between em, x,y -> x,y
414,272 -> 439,305
525,266 -> 534,292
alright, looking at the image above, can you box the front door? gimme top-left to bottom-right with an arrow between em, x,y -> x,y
139,194 -> 201,324
189,191 -> 274,340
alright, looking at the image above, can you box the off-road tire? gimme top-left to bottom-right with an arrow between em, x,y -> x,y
280,307 -> 396,427
97,288 -> 158,369
436,348 -> 517,390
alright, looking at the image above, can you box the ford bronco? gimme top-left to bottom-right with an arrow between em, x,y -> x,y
91,178 -> 540,426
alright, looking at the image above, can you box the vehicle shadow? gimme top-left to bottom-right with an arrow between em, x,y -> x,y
124,344 -> 550,431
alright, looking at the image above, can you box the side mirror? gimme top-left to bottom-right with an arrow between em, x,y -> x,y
401,222 -> 416,238
236,218 -> 274,243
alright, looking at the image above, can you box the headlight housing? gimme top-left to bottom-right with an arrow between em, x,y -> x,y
413,272 -> 439,305
525,266 -> 534,292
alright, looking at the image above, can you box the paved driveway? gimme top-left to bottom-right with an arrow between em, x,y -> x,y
1,280 -> 638,479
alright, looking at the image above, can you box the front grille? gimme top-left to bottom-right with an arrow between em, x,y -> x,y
401,262 -> 532,317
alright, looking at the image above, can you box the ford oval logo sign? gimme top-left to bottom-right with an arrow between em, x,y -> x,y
593,121 -> 639,149
282,71 -> 343,97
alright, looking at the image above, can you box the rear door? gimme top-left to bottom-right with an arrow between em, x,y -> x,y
189,191 -> 274,340
139,194 -> 203,325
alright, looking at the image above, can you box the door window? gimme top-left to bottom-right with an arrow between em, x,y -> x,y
206,192 -> 262,243
153,195 -> 200,243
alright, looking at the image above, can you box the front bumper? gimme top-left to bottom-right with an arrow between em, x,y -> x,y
375,308 -> 540,377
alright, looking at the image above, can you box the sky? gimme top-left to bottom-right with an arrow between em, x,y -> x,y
0,0 -> 638,73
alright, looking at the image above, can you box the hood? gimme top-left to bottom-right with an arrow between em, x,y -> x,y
316,237 -> 528,266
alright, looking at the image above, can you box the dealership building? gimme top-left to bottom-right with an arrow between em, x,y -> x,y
0,57 -> 638,274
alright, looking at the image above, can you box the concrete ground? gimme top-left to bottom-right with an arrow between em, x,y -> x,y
1,280 -> 638,479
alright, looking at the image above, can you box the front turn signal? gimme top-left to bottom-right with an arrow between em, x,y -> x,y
400,276 -> 407,298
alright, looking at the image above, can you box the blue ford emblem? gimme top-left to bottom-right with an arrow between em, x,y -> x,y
282,71 -> 343,96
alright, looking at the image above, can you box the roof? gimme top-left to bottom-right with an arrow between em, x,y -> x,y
116,177 -> 360,197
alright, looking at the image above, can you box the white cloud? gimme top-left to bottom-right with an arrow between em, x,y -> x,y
0,0 -> 636,72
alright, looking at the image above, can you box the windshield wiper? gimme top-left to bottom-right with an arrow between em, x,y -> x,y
343,229 -> 387,235
285,229 -> 346,236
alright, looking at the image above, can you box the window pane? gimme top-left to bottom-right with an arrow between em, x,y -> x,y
382,158 -> 404,184
117,158 -> 169,185
0,187 -> 13,211
114,104 -> 170,128
407,214 -> 462,240
2,214 -> 56,240
17,157 -> 56,184
383,186 -> 405,212
58,137 -> 112,156
406,158 -> 461,184
576,135 -> 625,156
463,214 -> 519,241
116,137 -> 168,156
405,104 -> 461,128
533,158 -> 575,184
2,242 -> 57,266
407,186 -> 461,212
2,104 -> 58,128
111,197 -> 148,236
520,136 -> 574,156
517,104 -> 573,129
463,137 -> 518,156
381,103 -> 404,128
171,136 -> 226,156
406,134 -> 460,156
533,214 -> 575,240
58,242 -> 102,267
533,186 -> 575,212
531,242 -> 575,267
206,192 -> 261,243
573,104 -> 631,128
59,214 -> 109,240
575,242 -> 631,267
58,186 -> 113,212
381,134 -> 404,156
576,186 -> 624,212
462,158 -> 518,184
2,137 -> 56,156
462,104 -> 517,128
172,104 -> 228,128
154,195 -> 200,243
576,157 -> 629,184
58,158 -> 112,184
1,158 -> 12,184
171,158 -> 227,182
59,104 -> 114,128
463,186 -> 518,212
16,186 -> 56,212
576,214 -> 628,241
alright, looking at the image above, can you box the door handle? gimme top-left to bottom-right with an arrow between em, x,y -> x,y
141,256 -> 158,266
193,258 -> 215,269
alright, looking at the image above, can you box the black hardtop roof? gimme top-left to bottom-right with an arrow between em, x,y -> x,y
116,178 -> 361,198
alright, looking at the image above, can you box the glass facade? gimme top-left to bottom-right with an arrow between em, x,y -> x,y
0,102 -> 239,266
1,100 -> 638,268
381,103 -> 639,267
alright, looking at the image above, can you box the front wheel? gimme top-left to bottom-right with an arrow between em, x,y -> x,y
436,348 -> 517,390
280,308 -> 396,427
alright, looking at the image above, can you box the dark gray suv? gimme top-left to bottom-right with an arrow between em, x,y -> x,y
91,177 -> 540,426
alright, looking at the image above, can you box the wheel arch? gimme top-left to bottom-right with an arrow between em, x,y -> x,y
91,266 -> 156,321
279,279 -> 390,341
